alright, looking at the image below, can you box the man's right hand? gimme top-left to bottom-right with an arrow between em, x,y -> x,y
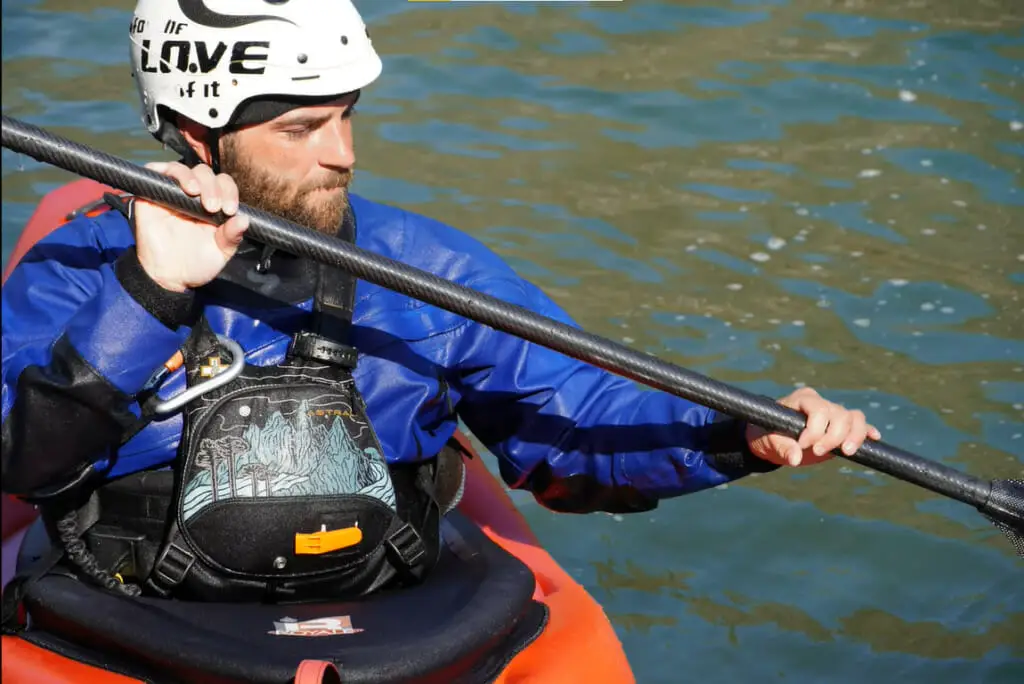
133,161 -> 250,293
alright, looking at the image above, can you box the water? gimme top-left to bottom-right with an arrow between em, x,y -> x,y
2,0 -> 1022,681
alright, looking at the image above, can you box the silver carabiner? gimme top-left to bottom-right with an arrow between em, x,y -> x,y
150,336 -> 246,415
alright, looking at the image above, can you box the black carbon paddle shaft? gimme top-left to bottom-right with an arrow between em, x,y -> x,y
1,114 -> 1001,518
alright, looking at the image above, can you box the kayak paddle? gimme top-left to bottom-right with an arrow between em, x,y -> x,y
2,114 -> 1021,556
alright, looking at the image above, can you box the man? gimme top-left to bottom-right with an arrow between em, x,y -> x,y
1,0 -> 878,599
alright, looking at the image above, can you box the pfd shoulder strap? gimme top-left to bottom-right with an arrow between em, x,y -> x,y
288,209 -> 360,368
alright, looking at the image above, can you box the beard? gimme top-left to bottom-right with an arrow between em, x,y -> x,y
220,136 -> 352,235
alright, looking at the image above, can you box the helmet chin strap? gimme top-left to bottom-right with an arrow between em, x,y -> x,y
206,128 -> 222,175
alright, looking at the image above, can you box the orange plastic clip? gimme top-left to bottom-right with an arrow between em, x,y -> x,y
295,524 -> 362,555
164,350 -> 184,373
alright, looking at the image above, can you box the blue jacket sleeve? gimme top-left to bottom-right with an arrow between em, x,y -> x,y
1,211 -> 192,496
452,275 -> 777,514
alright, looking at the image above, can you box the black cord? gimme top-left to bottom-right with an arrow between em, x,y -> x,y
56,509 -> 141,597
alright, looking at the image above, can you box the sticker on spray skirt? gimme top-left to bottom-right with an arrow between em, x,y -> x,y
270,615 -> 364,637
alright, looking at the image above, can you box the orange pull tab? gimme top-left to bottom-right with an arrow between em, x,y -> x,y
164,350 -> 184,373
295,524 -> 362,555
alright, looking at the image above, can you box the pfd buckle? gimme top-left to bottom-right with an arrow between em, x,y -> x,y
147,542 -> 196,596
385,523 -> 426,570
151,335 -> 246,415
289,331 -> 359,369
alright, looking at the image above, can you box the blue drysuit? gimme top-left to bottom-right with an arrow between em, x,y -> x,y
1,193 -> 773,512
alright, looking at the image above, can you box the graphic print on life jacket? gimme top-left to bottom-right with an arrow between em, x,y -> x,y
181,372 -> 397,522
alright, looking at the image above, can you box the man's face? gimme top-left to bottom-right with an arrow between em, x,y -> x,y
219,94 -> 358,234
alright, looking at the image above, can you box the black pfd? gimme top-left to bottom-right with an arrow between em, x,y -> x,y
44,200 -> 466,603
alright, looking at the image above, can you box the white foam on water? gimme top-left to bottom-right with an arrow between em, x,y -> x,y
726,283 -> 743,291
858,169 -> 882,178
899,89 -> 918,102
750,252 -> 771,262
853,318 -> 871,327
767,237 -> 786,250
921,302 -> 936,311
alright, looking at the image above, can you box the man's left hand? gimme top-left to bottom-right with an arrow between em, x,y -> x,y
745,387 -> 881,467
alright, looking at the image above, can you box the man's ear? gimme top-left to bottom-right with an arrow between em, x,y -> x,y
176,115 -> 213,165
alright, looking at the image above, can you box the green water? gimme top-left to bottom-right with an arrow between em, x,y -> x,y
2,1 -> 1022,681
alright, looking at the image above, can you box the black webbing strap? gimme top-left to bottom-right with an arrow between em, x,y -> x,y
145,521 -> 196,598
288,209 -> 360,367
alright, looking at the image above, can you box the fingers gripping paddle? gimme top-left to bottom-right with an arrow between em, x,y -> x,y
3,115 -> 1022,555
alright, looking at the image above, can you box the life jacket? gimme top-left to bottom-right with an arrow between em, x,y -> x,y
41,195 -> 466,603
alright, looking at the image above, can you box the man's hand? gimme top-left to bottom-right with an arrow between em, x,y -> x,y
745,387 -> 881,467
133,161 -> 250,293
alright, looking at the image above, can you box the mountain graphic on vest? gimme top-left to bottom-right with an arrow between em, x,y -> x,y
181,398 -> 396,521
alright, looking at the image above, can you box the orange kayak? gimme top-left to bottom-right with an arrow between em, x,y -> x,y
0,179 -> 635,684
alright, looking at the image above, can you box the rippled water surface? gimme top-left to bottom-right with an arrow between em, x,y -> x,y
2,0 -> 1023,681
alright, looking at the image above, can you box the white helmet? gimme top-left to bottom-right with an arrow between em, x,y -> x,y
128,0 -> 381,141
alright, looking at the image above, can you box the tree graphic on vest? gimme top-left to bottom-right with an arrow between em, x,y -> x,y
181,398 -> 396,521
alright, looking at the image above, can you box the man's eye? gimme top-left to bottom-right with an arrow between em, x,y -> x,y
284,128 -> 311,139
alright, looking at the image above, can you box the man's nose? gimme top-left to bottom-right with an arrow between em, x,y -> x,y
319,119 -> 355,169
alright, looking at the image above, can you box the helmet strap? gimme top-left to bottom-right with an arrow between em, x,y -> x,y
206,128 -> 222,175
